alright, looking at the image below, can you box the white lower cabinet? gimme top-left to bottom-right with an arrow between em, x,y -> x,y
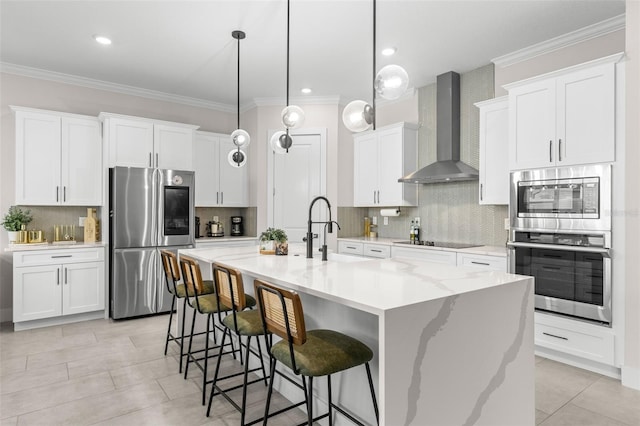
391,246 -> 457,265
456,253 -> 506,271
338,241 -> 390,259
13,248 -> 105,323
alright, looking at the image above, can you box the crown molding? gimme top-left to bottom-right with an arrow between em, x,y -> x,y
1,62 -> 236,113
492,14 -> 625,68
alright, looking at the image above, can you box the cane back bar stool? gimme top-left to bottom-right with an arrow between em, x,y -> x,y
254,279 -> 379,426
160,250 -> 216,373
205,263 -> 269,425
179,254 -> 234,404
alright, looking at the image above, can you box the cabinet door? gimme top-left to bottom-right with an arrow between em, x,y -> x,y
218,137 -> 248,206
509,80 -> 556,170
193,132 -> 220,206
478,99 -> 509,205
556,63 -> 615,166
13,265 -> 62,321
61,117 -> 102,205
107,117 -> 154,167
353,133 -> 379,206
155,125 -> 193,170
62,261 -> 105,315
377,127 -> 406,206
15,111 -> 61,205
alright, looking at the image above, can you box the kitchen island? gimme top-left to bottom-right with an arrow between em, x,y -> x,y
180,245 -> 534,426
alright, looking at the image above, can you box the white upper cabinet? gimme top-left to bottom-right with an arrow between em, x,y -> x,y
101,113 -> 198,170
353,122 -> 418,207
193,131 -> 248,207
475,96 -> 509,205
507,58 -> 617,170
13,107 -> 102,206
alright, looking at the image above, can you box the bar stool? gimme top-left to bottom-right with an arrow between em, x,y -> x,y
254,279 -> 379,426
159,250 -> 215,373
205,263 -> 269,425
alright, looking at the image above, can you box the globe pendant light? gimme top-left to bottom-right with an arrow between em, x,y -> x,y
375,64 -> 409,100
229,30 -> 250,167
271,0 -> 303,154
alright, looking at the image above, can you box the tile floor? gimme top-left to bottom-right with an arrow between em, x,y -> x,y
0,314 -> 638,426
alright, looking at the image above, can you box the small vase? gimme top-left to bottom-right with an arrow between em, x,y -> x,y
275,241 -> 288,256
7,231 -> 19,244
260,240 -> 275,255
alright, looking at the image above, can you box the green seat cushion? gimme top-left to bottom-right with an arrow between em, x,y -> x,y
175,279 -> 215,298
271,329 -> 373,377
194,294 -> 230,314
222,310 -> 264,336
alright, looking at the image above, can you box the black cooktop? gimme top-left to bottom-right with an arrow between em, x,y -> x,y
395,241 -> 481,249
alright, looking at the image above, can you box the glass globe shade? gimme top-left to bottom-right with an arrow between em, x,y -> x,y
230,129 -> 251,148
227,148 -> 247,167
270,131 -> 293,154
281,105 -> 305,129
375,64 -> 409,100
342,100 -> 373,132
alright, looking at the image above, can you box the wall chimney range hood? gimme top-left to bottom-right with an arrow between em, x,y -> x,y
398,71 -> 479,184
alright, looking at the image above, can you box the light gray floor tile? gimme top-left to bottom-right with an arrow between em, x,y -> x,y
15,381 -> 167,426
572,376 -> 640,425
0,417 -> 17,426
536,409 -> 550,425
535,358 -> 601,414
1,331 -> 96,359
157,373 -> 201,400
0,371 -> 114,419
539,403 -> 629,426
0,356 -> 26,377
109,356 -> 180,389
66,344 -> 166,378
26,338 -> 135,370
0,363 -> 68,395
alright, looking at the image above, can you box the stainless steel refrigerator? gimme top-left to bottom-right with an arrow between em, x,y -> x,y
109,167 -> 195,319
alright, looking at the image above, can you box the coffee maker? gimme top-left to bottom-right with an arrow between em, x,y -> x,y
230,216 -> 244,236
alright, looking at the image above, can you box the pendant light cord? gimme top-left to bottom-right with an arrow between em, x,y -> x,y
237,34 -> 241,130
286,0 -> 290,109
372,0 -> 376,130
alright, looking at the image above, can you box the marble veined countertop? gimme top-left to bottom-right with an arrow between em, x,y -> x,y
5,242 -> 106,252
180,244 -> 521,315
338,236 -> 507,257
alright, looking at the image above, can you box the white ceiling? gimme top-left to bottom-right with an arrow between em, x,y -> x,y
0,1 -> 626,110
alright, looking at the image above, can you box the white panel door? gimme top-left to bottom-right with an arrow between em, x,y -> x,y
377,127 -> 405,206
107,117 -> 154,168
218,137 -> 248,207
353,132 -> 379,206
61,117 -> 102,205
13,265 -> 62,322
478,98 -> 509,205
273,133 -> 323,243
193,132 -> 219,206
15,111 -> 61,205
63,262 -> 105,315
154,125 -> 193,170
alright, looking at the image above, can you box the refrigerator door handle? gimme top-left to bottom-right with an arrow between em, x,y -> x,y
154,168 -> 161,247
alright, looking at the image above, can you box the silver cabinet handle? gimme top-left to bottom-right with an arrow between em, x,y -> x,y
558,139 -> 562,162
216,192 -> 219,204
56,186 -> 59,202
373,191 -> 376,204
149,152 -> 152,167
64,267 -> 68,285
51,255 -> 72,258
221,192 -> 223,205
549,140 -> 553,163
346,246 -> 357,249
156,153 -> 159,168
371,249 -> 383,253
480,183 -> 483,201
542,332 -> 568,341
471,261 -> 490,266
63,186 -> 66,202
57,268 -> 60,285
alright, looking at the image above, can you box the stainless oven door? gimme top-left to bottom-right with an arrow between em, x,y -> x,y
508,242 -> 611,325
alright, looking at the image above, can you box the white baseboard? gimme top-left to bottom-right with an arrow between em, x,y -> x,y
621,365 -> 640,390
0,308 -> 13,323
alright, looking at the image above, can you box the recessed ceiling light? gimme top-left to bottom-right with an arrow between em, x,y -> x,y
301,88 -> 312,94
381,47 -> 396,56
93,35 -> 112,45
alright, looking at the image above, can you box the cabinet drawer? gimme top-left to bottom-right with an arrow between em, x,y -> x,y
456,253 -> 507,271
14,248 -> 105,267
392,246 -> 457,265
535,320 -> 614,365
363,244 -> 391,259
338,241 -> 364,256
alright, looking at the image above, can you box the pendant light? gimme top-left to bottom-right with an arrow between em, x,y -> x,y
342,0 -> 409,132
270,0 -> 305,153
229,30 -> 249,167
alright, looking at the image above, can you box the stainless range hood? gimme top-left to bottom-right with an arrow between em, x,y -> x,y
398,71 -> 479,184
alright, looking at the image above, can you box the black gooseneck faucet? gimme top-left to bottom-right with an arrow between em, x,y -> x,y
306,196 -> 336,259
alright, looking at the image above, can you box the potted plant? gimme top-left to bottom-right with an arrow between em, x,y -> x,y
1,206 -> 32,243
260,227 -> 288,255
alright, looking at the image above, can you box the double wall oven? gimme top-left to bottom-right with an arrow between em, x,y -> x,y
508,164 -> 612,326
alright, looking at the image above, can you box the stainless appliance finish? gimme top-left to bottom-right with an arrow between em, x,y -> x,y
110,167 -> 194,319
398,71 -> 479,184
510,164 -> 612,234
395,241 -> 481,249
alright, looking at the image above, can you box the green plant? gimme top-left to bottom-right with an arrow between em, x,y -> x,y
260,227 -> 287,243
1,206 -> 33,231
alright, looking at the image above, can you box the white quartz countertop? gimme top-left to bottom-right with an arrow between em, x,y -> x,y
5,242 -> 106,252
338,237 -> 507,257
195,236 -> 257,243
180,244 -> 525,316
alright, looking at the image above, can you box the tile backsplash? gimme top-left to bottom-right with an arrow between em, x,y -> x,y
15,206 -> 100,243
339,63 -> 509,247
195,207 -> 256,237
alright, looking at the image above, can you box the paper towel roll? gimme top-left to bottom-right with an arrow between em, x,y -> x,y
380,208 -> 400,217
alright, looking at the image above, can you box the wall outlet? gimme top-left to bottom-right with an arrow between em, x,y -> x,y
213,216 -> 219,223
504,218 -> 510,230
414,217 -> 421,227
372,216 -> 377,225
79,217 -> 86,227
383,217 -> 389,225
